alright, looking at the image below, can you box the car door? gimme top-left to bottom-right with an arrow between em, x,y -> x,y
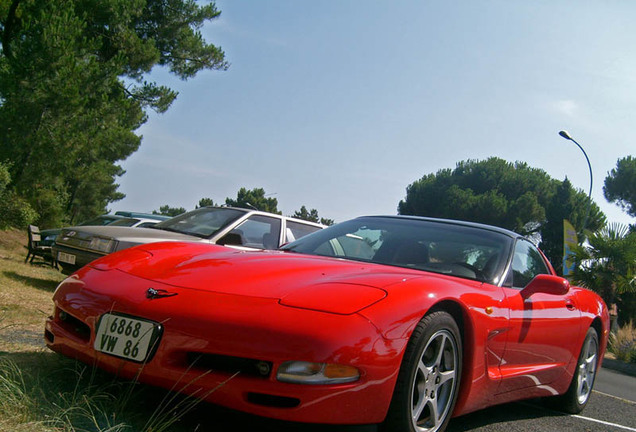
497,239 -> 581,394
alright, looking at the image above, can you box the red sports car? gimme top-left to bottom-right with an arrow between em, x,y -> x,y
45,216 -> 609,432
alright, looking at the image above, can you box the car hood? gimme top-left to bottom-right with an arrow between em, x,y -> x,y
59,226 -> 202,244
87,242 -> 431,314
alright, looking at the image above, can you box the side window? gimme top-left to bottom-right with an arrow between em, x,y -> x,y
508,239 -> 550,288
285,221 -> 322,243
230,216 -> 282,250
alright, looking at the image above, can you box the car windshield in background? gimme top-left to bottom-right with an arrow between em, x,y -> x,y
108,218 -> 142,227
78,215 -> 122,226
152,207 -> 247,238
282,216 -> 514,283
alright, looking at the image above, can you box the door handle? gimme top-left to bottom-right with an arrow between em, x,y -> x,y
565,300 -> 576,311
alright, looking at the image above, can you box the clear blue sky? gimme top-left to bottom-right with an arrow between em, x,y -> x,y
111,1 -> 635,226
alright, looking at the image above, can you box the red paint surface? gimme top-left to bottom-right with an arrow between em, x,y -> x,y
46,241 -> 609,424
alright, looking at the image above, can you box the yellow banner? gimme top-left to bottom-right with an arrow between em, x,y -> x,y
563,219 -> 578,276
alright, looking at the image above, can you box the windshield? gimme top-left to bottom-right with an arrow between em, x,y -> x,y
152,207 -> 247,238
78,215 -> 120,226
108,218 -> 142,227
281,217 -> 514,284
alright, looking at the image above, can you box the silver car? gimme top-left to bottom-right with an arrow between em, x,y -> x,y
53,207 -> 324,274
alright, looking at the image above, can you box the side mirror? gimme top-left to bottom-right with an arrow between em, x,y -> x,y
521,274 -> 570,299
217,233 -> 243,246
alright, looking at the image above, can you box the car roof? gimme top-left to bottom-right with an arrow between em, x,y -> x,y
108,217 -> 162,226
114,211 -> 171,221
200,206 -> 326,228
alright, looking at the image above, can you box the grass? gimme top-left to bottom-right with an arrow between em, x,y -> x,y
0,228 -> 227,432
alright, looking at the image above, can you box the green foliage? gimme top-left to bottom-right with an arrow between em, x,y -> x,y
0,162 -> 37,229
152,205 -> 186,217
225,187 -> 281,214
604,156 -> 636,218
570,223 -> 636,319
196,197 -> 215,208
398,158 -> 605,273
0,0 -> 227,227
320,217 -> 335,226
0,190 -> 39,229
292,205 -> 334,225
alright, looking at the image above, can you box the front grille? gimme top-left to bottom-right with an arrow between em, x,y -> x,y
247,392 -> 300,408
186,352 -> 272,378
57,308 -> 91,342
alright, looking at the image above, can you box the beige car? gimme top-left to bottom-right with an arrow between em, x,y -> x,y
53,207 -> 324,274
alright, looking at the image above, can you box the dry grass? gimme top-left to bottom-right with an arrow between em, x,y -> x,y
0,229 -> 63,353
609,321 -> 636,364
0,229 -> 218,432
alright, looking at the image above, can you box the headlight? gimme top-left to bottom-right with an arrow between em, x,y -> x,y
276,361 -> 360,385
88,237 -> 117,253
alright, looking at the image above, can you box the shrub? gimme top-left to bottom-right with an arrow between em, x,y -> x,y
608,321 -> 636,364
0,191 -> 39,230
0,163 -> 38,230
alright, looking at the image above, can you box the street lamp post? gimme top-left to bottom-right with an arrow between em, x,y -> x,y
558,130 -> 593,233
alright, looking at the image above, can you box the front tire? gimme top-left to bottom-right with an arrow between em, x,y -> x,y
383,311 -> 462,432
549,327 -> 599,413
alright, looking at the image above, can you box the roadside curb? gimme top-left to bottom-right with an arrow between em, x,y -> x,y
602,357 -> 636,377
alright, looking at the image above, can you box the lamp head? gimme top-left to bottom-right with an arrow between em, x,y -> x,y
559,130 -> 573,140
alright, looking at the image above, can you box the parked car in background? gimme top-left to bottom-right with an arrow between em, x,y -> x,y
52,207 -> 324,274
114,211 -> 173,222
39,213 -> 170,248
46,215 -> 609,431
77,214 -> 128,227
106,217 -> 167,228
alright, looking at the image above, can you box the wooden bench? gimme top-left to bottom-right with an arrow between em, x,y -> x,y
25,225 -> 56,267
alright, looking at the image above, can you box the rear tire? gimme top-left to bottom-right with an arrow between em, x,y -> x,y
382,311 -> 462,432
548,327 -> 599,414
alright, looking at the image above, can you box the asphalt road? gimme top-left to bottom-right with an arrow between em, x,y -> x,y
181,366 -> 636,432
595,367 -> 636,403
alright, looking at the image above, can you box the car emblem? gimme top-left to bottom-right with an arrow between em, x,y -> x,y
146,287 -> 178,299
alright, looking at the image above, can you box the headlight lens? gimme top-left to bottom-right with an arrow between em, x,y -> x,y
88,237 -> 117,253
277,361 -> 360,385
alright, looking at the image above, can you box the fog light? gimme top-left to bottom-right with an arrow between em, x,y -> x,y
277,361 -> 360,384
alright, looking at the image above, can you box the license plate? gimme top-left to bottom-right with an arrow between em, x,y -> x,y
94,313 -> 162,363
57,252 -> 76,265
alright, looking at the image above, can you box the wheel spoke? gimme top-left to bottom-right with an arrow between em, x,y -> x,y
438,369 -> 455,386
412,392 -> 428,423
577,365 -> 587,395
433,334 -> 448,368
428,398 -> 440,429
585,353 -> 596,370
419,358 -> 432,376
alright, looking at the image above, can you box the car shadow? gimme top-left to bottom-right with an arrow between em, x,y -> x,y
447,400 -> 566,431
178,399 -> 565,432
176,403 -> 378,432
3,270 -> 61,292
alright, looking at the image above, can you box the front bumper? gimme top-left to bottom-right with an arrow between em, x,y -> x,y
45,268 -> 404,424
52,244 -> 106,273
